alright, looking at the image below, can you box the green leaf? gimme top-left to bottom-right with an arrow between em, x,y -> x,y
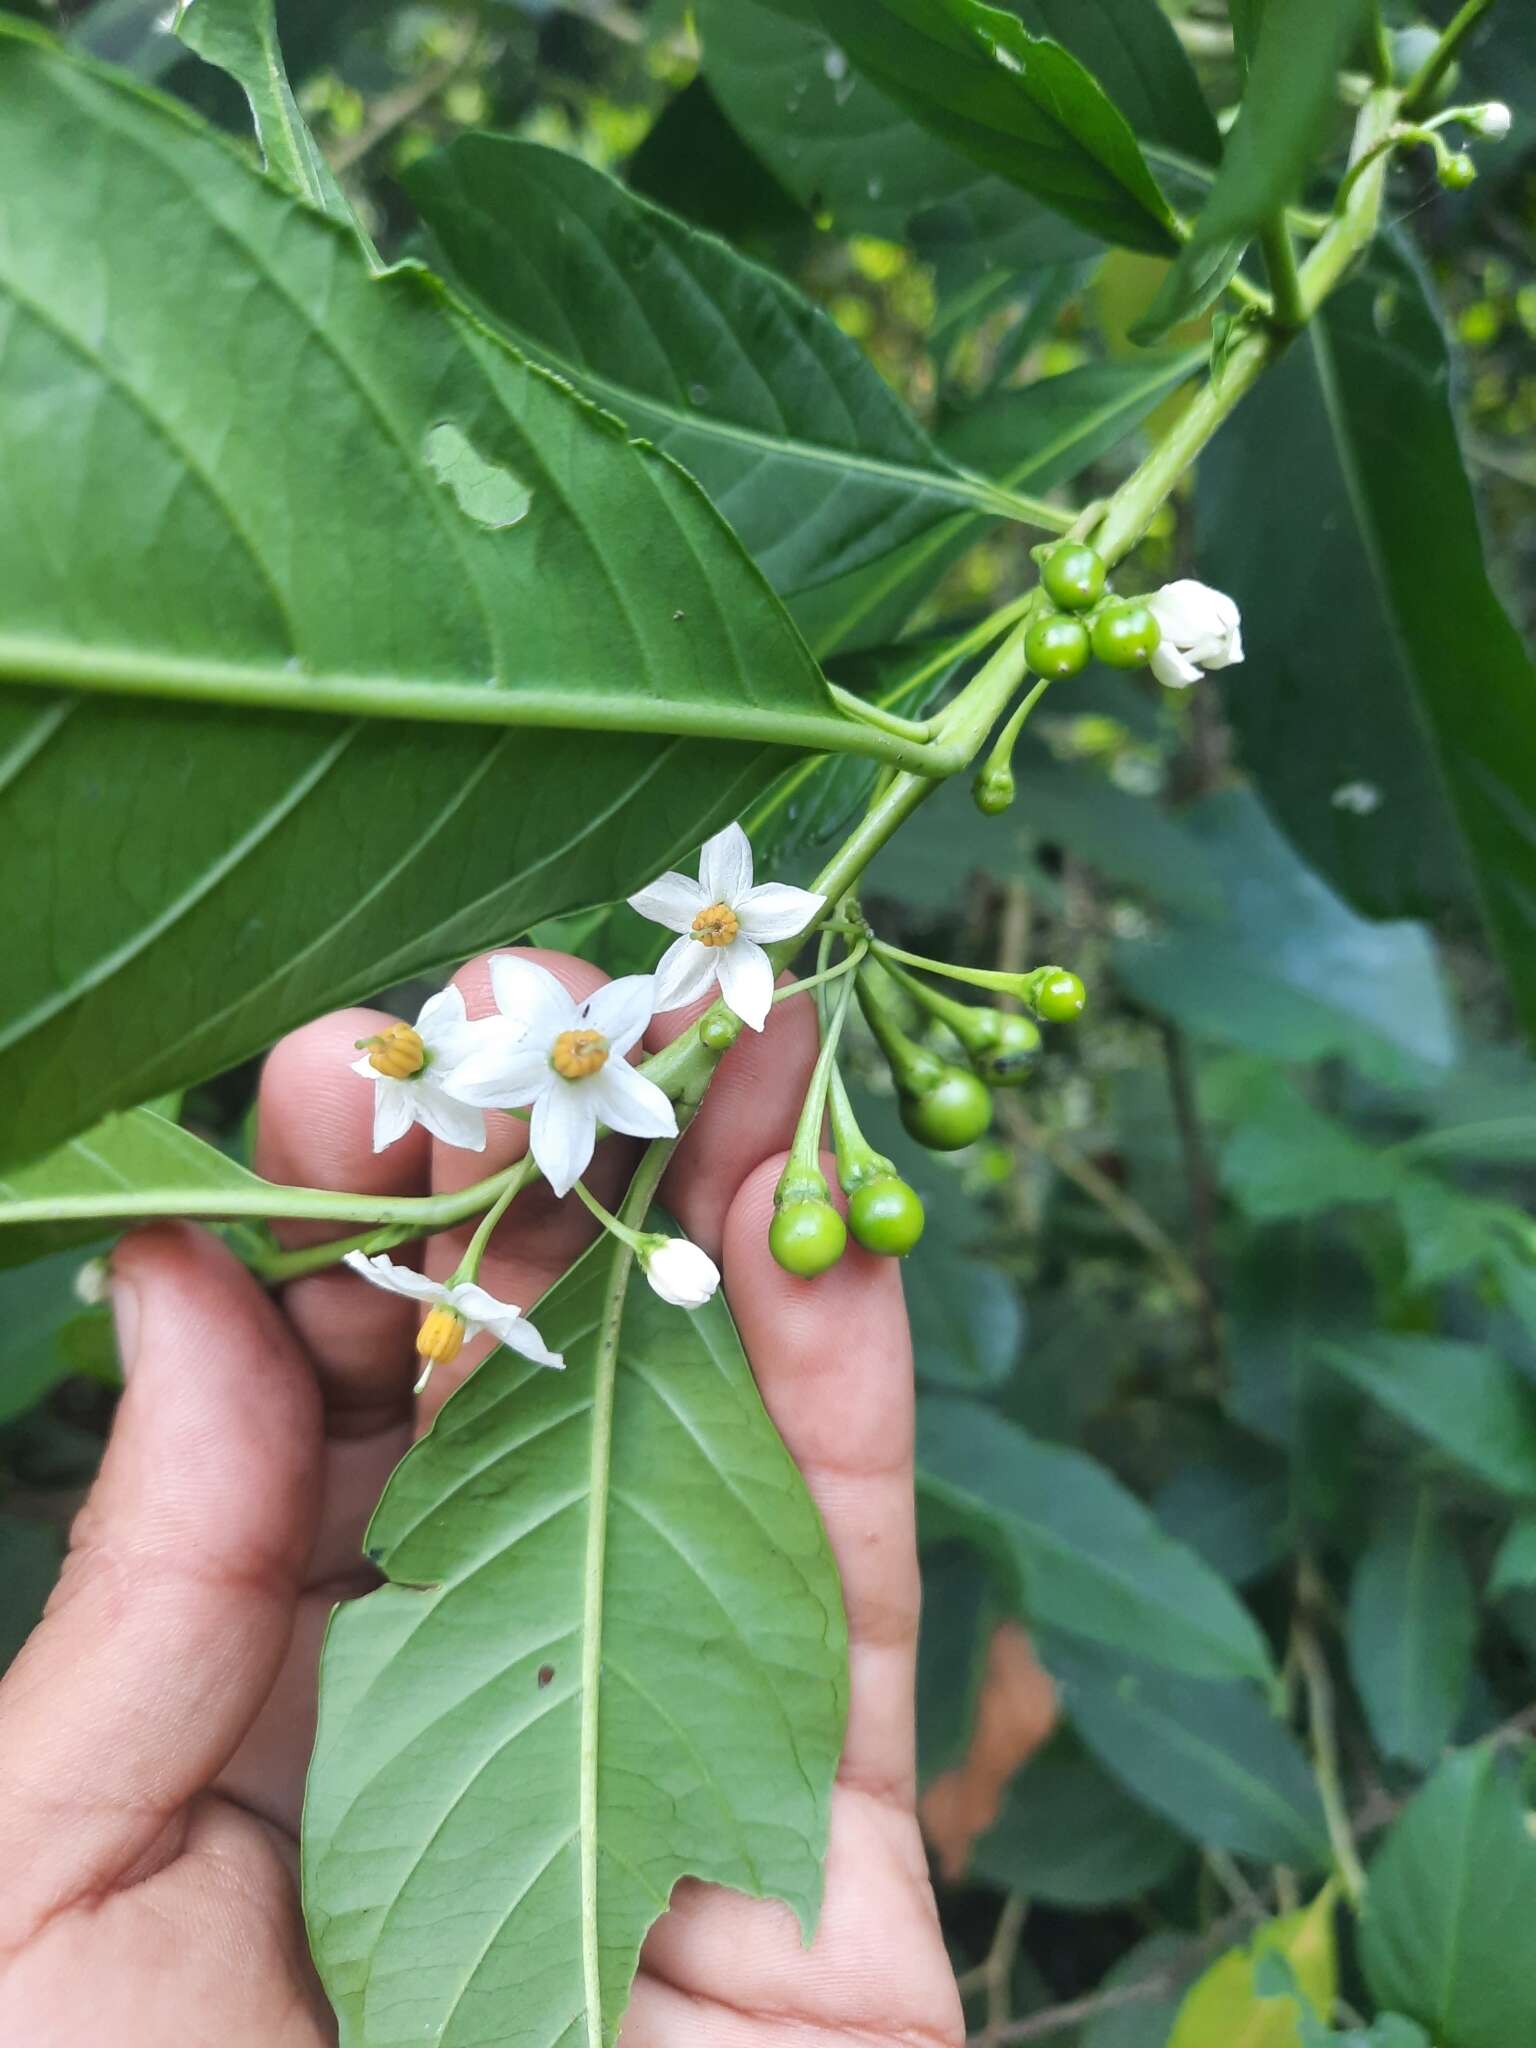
971,1729 -> 1189,1907
1115,789 -> 1457,1084
304,1231 -> 847,2046
809,0 -> 1180,254
173,0 -> 355,230
917,1396 -> 1276,1682
1153,1444 -> 1291,1588
1082,1932 -> 1192,2047
1042,1633 -> 1330,1867
1361,1747 -> 1536,2048
1215,1067 -> 1406,1224
1134,0 -> 1365,340
0,1246 -> 113,1422
1316,1334 -> 1536,1500
1168,1889 -> 1337,2048
1199,239 -> 1536,1039
0,28 -> 852,1166
1006,0 -> 1220,168
1345,1490 -> 1475,1770
405,136 -> 1049,615
916,1541 -> 994,1782
1489,1514 -> 1536,1598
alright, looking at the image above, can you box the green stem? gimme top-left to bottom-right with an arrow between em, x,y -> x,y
1403,0 -> 1494,116
453,1154 -> 541,1282
1295,1569 -> 1368,1909
1302,87 -> 1404,315
826,1064 -> 892,1193
773,941 -> 866,1007
1259,217 -> 1306,329
570,1175 -> 650,1256
871,937 -> 1050,1004
827,681 -> 939,742
780,967 -> 859,1196
1366,0 -> 1395,85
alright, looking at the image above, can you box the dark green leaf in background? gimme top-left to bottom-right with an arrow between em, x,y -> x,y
305,1235 -> 846,2047
1489,1513 -> 1536,1597
1346,1490 -> 1476,1770
809,0 -> 1180,254
1361,1747 -> 1536,2048
1317,1333 -> 1536,1500
0,1247 -> 113,1422
918,1396 -> 1276,1682
1200,239 -> 1536,1040
1152,1441 -> 1291,1588
1081,1932 -> 1192,2047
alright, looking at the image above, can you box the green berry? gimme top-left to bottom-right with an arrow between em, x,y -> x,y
848,1176 -> 927,1257
1090,600 -> 1161,670
1024,612 -> 1092,681
1041,542 -> 1107,612
1392,24 -> 1459,104
1439,150 -> 1477,191
701,1009 -> 743,1052
769,1198 -> 848,1277
973,766 -> 1016,815
899,1066 -> 994,1151
1033,969 -> 1087,1022
972,1010 -> 1041,1086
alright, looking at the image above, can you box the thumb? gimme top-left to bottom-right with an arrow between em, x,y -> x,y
0,1225 -> 322,1942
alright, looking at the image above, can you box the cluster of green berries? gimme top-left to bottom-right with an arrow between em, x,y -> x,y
768,955 -> 1088,1278
1022,542 -> 1161,683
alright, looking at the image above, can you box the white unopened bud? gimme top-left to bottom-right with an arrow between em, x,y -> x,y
643,1237 -> 721,1310
1469,101 -> 1512,140
1145,579 -> 1244,689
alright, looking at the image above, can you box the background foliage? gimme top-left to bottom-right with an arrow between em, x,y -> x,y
3,0 -> 1536,2043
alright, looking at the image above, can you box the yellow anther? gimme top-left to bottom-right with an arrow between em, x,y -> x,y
691,901 -> 740,949
551,1028 -> 610,1080
365,1023 -> 426,1080
416,1306 -> 466,1367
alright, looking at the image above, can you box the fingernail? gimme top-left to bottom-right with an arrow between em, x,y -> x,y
111,1270 -> 141,1380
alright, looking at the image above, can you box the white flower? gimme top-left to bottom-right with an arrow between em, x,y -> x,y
351,985 -> 493,1154
627,822 -> 826,1032
1470,101 -> 1512,140
643,1237 -> 721,1309
1145,579 -> 1245,690
443,959 -> 677,1197
343,1251 -> 565,1380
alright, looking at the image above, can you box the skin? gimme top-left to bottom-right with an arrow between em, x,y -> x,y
0,949 -> 963,2048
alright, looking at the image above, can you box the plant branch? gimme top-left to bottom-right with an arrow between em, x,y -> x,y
328,20 -> 481,173
1259,217 -> 1307,329
1295,1564 -> 1368,1909
1402,0 -> 1495,116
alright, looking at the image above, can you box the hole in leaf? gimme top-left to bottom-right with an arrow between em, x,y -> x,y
423,422 -> 532,530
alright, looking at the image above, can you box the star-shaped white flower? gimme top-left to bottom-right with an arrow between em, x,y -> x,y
343,1251 -> 565,1381
350,985 -> 494,1154
627,823 -> 825,1032
444,959 -> 677,1197
1146,580 -> 1244,690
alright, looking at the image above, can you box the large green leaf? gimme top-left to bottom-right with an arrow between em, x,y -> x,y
405,137 -> 1053,613
1316,1333 -> 1536,1500
917,1395 -> 1275,1682
1006,0 -> 1220,168
1199,238 -> 1536,1037
1361,1747 -> 1536,2048
810,0 -> 1180,254
1134,0 -> 1365,340
1345,1490 -> 1475,1770
0,28 -> 852,1166
305,1232 -> 846,2046
1041,1633 -> 1329,1867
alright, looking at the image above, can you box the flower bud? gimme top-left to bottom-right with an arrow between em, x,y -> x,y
642,1237 -> 721,1310
1439,150 -> 1477,190
1145,580 -> 1243,689
1468,101 -> 1511,140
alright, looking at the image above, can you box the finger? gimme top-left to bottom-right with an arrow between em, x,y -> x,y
644,980 -> 820,1257
418,950 -> 630,1426
0,1226 -> 321,1943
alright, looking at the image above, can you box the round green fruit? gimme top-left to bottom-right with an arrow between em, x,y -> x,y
1090,600 -> 1162,670
899,1066 -> 994,1150
1041,541 -> 1107,612
848,1176 -> 927,1257
1439,150 -> 1477,191
700,1010 -> 743,1052
1034,969 -> 1087,1022
973,1010 -> 1041,1085
769,1199 -> 848,1277
1024,612 -> 1092,681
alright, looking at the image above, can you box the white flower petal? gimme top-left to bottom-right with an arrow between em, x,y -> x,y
531,1084 -> 598,1197
411,1081 -> 487,1152
698,821 -> 754,908
653,932 -> 720,1013
442,1032 -> 551,1108
488,954 -> 577,1041
351,1052 -> 380,1081
582,974 -> 656,1059
627,871 -> 708,934
493,1315 -> 567,1370
371,1081 -> 416,1152
735,881 -> 827,944
588,1057 -> 679,1141
344,1251 -> 445,1306
644,1239 -> 720,1309
415,982 -> 468,1040
1149,642 -> 1203,689
716,935 -> 775,1031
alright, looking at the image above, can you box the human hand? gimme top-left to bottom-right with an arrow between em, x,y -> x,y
0,950 -> 962,2048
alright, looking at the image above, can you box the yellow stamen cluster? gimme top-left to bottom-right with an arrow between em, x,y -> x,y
416,1306 -> 466,1367
550,1028 -> 610,1081
691,901 -> 740,949
365,1023 -> 427,1080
